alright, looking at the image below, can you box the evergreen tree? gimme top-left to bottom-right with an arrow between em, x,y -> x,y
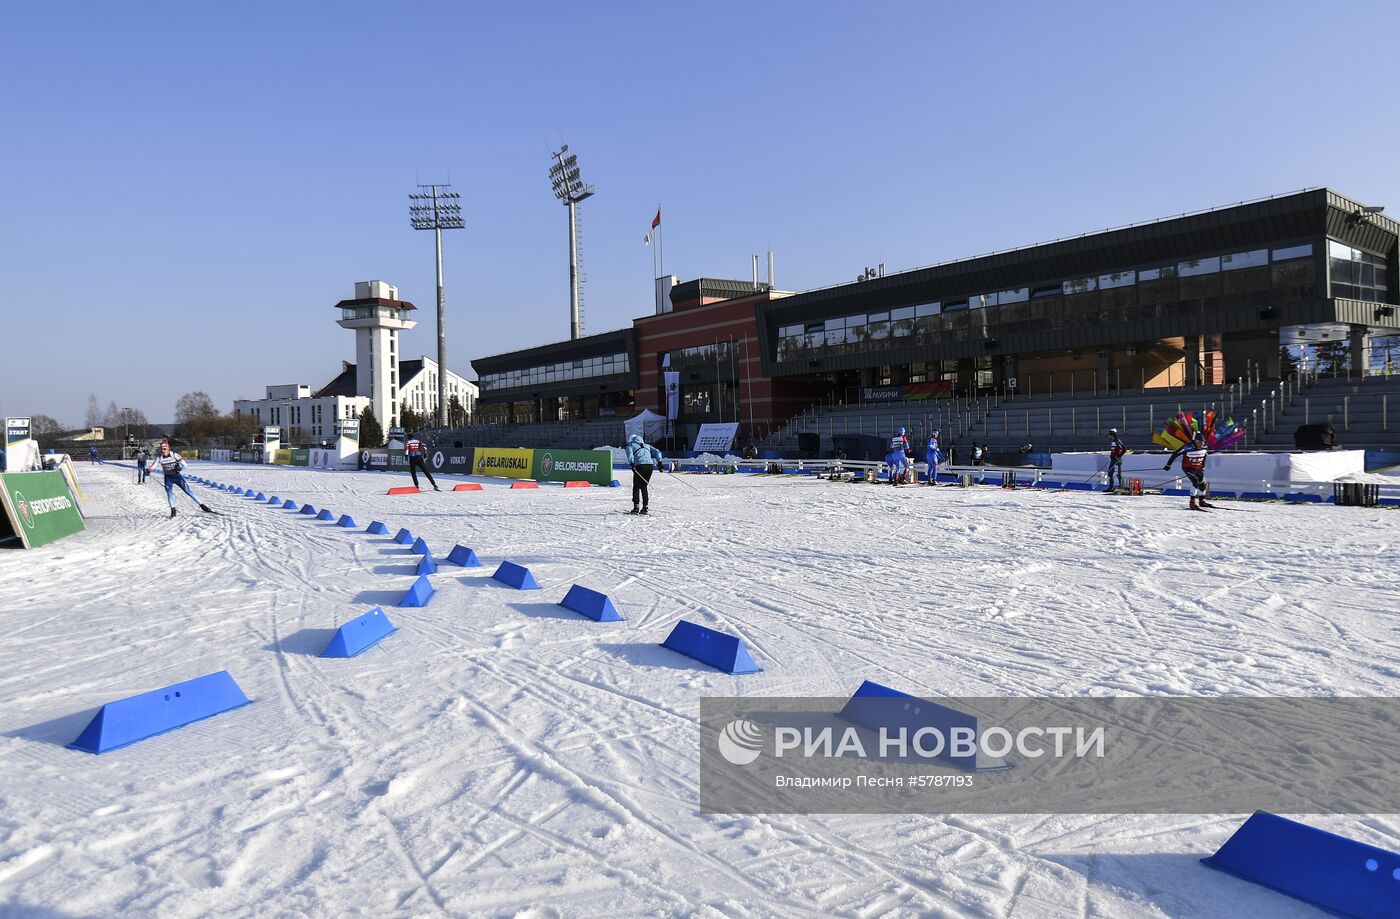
359,406 -> 384,448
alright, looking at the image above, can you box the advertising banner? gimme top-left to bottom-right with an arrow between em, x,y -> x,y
273,449 -> 292,466
901,381 -> 954,401
290,449 -> 310,467
358,450 -> 387,470
339,418 -> 359,446
0,470 -> 86,549
533,449 -> 613,485
429,446 -> 473,475
693,423 -> 740,454
472,447 -> 535,480
861,386 -> 902,404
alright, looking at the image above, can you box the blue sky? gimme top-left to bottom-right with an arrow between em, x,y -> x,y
4,0 -> 1398,425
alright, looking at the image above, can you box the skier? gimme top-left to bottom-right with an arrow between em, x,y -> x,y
885,427 -> 910,486
971,443 -> 986,466
626,433 -> 664,514
924,432 -> 942,486
146,440 -> 214,518
1105,428 -> 1128,492
403,434 -> 440,492
1164,431 -> 1215,511
89,446 -> 99,464
134,446 -> 149,484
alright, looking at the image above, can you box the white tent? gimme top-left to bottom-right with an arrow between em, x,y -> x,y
624,409 -> 667,443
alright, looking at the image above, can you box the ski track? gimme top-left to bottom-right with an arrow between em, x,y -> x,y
0,462 -> 1395,917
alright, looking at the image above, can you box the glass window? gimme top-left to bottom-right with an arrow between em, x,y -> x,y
1138,265 -> 1176,281
1222,249 -> 1268,270
1030,285 -> 1061,299
1178,257 -> 1220,277
866,311 -> 889,323
1062,277 -> 1098,295
971,294 -> 990,309
1272,243 -> 1313,261
890,306 -> 915,320
997,287 -> 1029,303
1099,270 -> 1135,289
1328,239 -> 1358,260
943,299 -> 969,311
915,302 -> 942,317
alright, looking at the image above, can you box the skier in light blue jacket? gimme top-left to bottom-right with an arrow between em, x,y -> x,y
625,433 -> 664,514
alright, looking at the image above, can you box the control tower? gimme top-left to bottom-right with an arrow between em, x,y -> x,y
335,280 -> 416,427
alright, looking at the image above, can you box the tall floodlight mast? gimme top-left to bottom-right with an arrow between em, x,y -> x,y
408,184 -> 464,426
549,145 -> 595,340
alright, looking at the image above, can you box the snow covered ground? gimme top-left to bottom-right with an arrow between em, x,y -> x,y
1,462 -> 1397,918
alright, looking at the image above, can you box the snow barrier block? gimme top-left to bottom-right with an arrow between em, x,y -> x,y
387,486 -> 419,495
254,492 -> 267,501
492,561 -> 539,590
610,479 -> 621,487
838,680 -> 1009,772
393,528 -> 413,545
1284,493 -> 1323,503
447,544 -> 481,567
661,621 -> 760,674
320,608 -> 396,658
366,520 -> 389,535
315,508 -> 335,521
565,481 -> 591,488
283,500 -> 299,511
398,575 -> 434,608
1202,811 -> 1399,918
267,497 -> 282,506
410,536 -> 430,555
300,504 -> 318,516
416,554 -> 438,576
68,671 -> 252,755
510,481 -> 539,489
560,584 -> 622,622
453,482 -> 483,491
336,514 -> 357,528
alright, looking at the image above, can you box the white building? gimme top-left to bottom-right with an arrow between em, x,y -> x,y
233,281 -> 478,442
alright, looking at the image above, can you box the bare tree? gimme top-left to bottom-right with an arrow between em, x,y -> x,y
85,394 -> 101,428
30,414 -> 65,435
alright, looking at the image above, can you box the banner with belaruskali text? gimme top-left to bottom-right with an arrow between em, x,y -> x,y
472,447 -> 535,480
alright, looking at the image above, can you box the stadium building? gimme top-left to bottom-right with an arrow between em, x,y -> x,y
471,189 -> 1399,453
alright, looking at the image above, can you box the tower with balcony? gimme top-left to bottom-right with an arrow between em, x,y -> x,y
335,280 -> 417,427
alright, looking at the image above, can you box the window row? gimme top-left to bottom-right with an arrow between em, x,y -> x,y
1328,239 -> 1390,302
479,353 -> 630,390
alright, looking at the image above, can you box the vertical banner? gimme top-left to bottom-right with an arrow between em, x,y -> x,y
338,418 -> 359,446
5,418 -> 35,472
263,426 -> 281,449
664,371 -> 680,420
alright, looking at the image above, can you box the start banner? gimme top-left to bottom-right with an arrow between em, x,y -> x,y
533,449 -> 613,485
472,447 -> 535,480
0,470 -> 85,549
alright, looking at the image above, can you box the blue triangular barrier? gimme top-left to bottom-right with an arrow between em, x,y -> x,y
300,504 -> 318,516
336,514 -> 357,528
254,492 -> 267,501
320,608 -> 396,658
267,496 -> 282,506
315,508 -> 335,521
492,561 -> 539,590
660,620 -> 760,674
68,671 -> 252,754
446,544 -> 481,567
283,500 -> 300,511
218,484 -> 228,491
399,575 -> 434,607
366,521 -> 390,535
560,584 -> 622,622
410,536 -> 430,555
1202,811 -> 1399,918
838,680 -> 1010,772
609,479 -> 622,487
393,528 -> 413,545
416,553 -> 438,576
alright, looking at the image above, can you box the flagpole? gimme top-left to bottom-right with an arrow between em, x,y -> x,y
657,204 -> 664,278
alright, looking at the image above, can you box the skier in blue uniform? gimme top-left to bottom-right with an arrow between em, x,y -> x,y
924,432 -> 942,486
625,433 -> 664,514
885,427 -> 910,486
146,440 -> 214,518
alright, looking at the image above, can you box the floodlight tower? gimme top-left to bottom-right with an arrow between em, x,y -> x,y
549,145 -> 595,340
408,184 -> 464,426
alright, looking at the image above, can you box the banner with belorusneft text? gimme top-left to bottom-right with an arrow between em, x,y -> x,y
0,470 -> 86,549
532,449 -> 613,485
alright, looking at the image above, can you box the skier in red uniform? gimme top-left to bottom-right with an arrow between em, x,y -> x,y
1164,431 -> 1215,511
403,435 -> 440,491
